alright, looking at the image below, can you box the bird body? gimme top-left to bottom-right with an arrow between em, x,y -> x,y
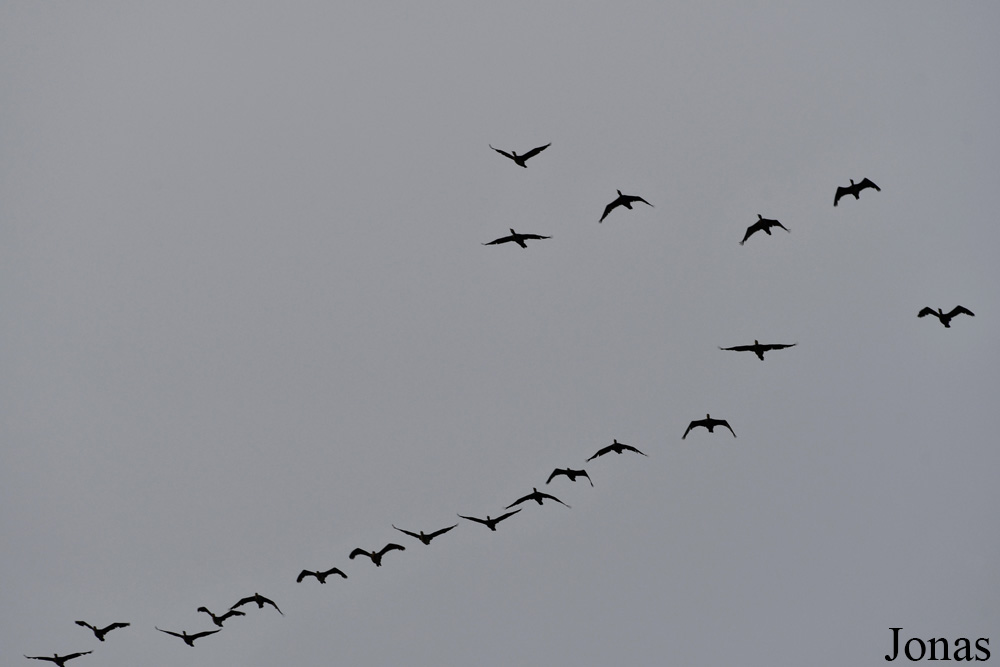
834,177 -> 880,206
483,228 -> 551,248
392,523 -> 458,545
489,142 -> 551,167
457,509 -> 521,531
155,627 -> 221,647
349,543 -> 405,566
230,592 -> 283,615
74,621 -> 129,641
599,189 -> 654,222
739,214 -> 790,245
682,414 -> 736,439
719,339 -> 797,360
196,606 -> 245,626
918,306 -> 975,328
507,487 -> 571,509
546,468 -> 593,486
23,653 -> 92,667
296,567 -> 347,583
586,439 -> 647,461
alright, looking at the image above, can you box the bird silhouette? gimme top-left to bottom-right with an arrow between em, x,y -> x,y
296,567 -> 347,583
230,592 -> 283,615
155,627 -> 221,647
599,190 -> 654,222
682,414 -> 736,439
918,306 -> 975,328
457,509 -> 521,531
483,228 -> 551,248
739,214 -> 790,245
586,439 -> 647,461
392,523 -> 459,545
74,621 -> 129,641
23,653 -> 91,667
546,468 -> 593,486
489,142 -> 551,168
833,178 -> 880,206
349,543 -> 405,567
719,340 -> 797,360
196,607 -> 245,626
507,487 -> 571,509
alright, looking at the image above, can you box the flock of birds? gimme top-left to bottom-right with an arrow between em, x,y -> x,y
23,142 -> 976,665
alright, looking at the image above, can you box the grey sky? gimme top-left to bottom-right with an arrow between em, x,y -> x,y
3,2 -> 998,665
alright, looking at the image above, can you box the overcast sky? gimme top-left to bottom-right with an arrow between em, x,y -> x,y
2,2 -> 998,666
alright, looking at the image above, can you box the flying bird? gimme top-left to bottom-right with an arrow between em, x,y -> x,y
599,189 -> 654,222
349,543 -> 405,567
155,627 -> 221,647
457,509 -> 521,531
483,228 -> 551,248
739,214 -> 790,245
506,487 -> 571,509
719,340 -> 797,360
296,567 -> 347,583
230,592 -> 283,615
586,439 -> 647,461
22,653 -> 92,667
196,607 -> 245,627
74,621 -> 129,641
546,468 -> 593,486
833,177 -> 880,206
489,142 -> 551,168
918,305 -> 975,328
392,523 -> 459,545
682,414 -> 736,439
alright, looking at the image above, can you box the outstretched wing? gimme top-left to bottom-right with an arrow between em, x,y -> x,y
762,342 -> 796,352
24,658 -> 59,663
520,142 -> 551,161
917,307 -> 937,318
494,508 -> 522,523
230,596 -> 255,610
99,622 -> 129,634
739,222 -> 761,245
155,627 -> 184,639
682,421 -> 698,439
377,543 -> 406,557
457,513 -> 488,525
60,653 -> 93,662
858,177 -> 880,192
258,595 -> 283,614
947,306 -> 975,318
833,186 -> 848,206
718,420 -> 737,437
190,629 -> 222,641
519,233 -> 551,241
489,144 -> 516,162
546,468 -> 565,484
599,200 -> 620,223
74,621 -> 96,631
392,525 -> 421,540
720,344 -> 752,352
587,445 -> 612,461
506,494 -> 530,509
321,567 -> 347,579
622,444 -> 648,456
626,194 -> 654,208
427,524 -> 459,539
296,570 -> 316,583
540,492 -> 571,507
349,548 -> 371,561
483,234 -> 513,246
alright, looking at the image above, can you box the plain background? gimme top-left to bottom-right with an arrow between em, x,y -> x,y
2,3 -> 998,665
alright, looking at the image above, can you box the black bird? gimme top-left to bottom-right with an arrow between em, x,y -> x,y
74,621 -> 129,641
296,567 -> 347,583
196,606 -> 245,626
230,592 -> 283,615
739,214 -> 790,245
349,543 -> 405,567
392,523 -> 459,545
682,414 -> 736,439
23,654 -> 92,667
155,627 -> 221,647
833,178 -> 880,206
489,142 -> 551,168
507,487 -> 571,509
483,228 -> 551,248
546,468 -> 593,486
918,305 -> 975,328
586,439 -> 647,461
599,189 -> 654,222
719,339 -> 797,360
457,509 -> 521,531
